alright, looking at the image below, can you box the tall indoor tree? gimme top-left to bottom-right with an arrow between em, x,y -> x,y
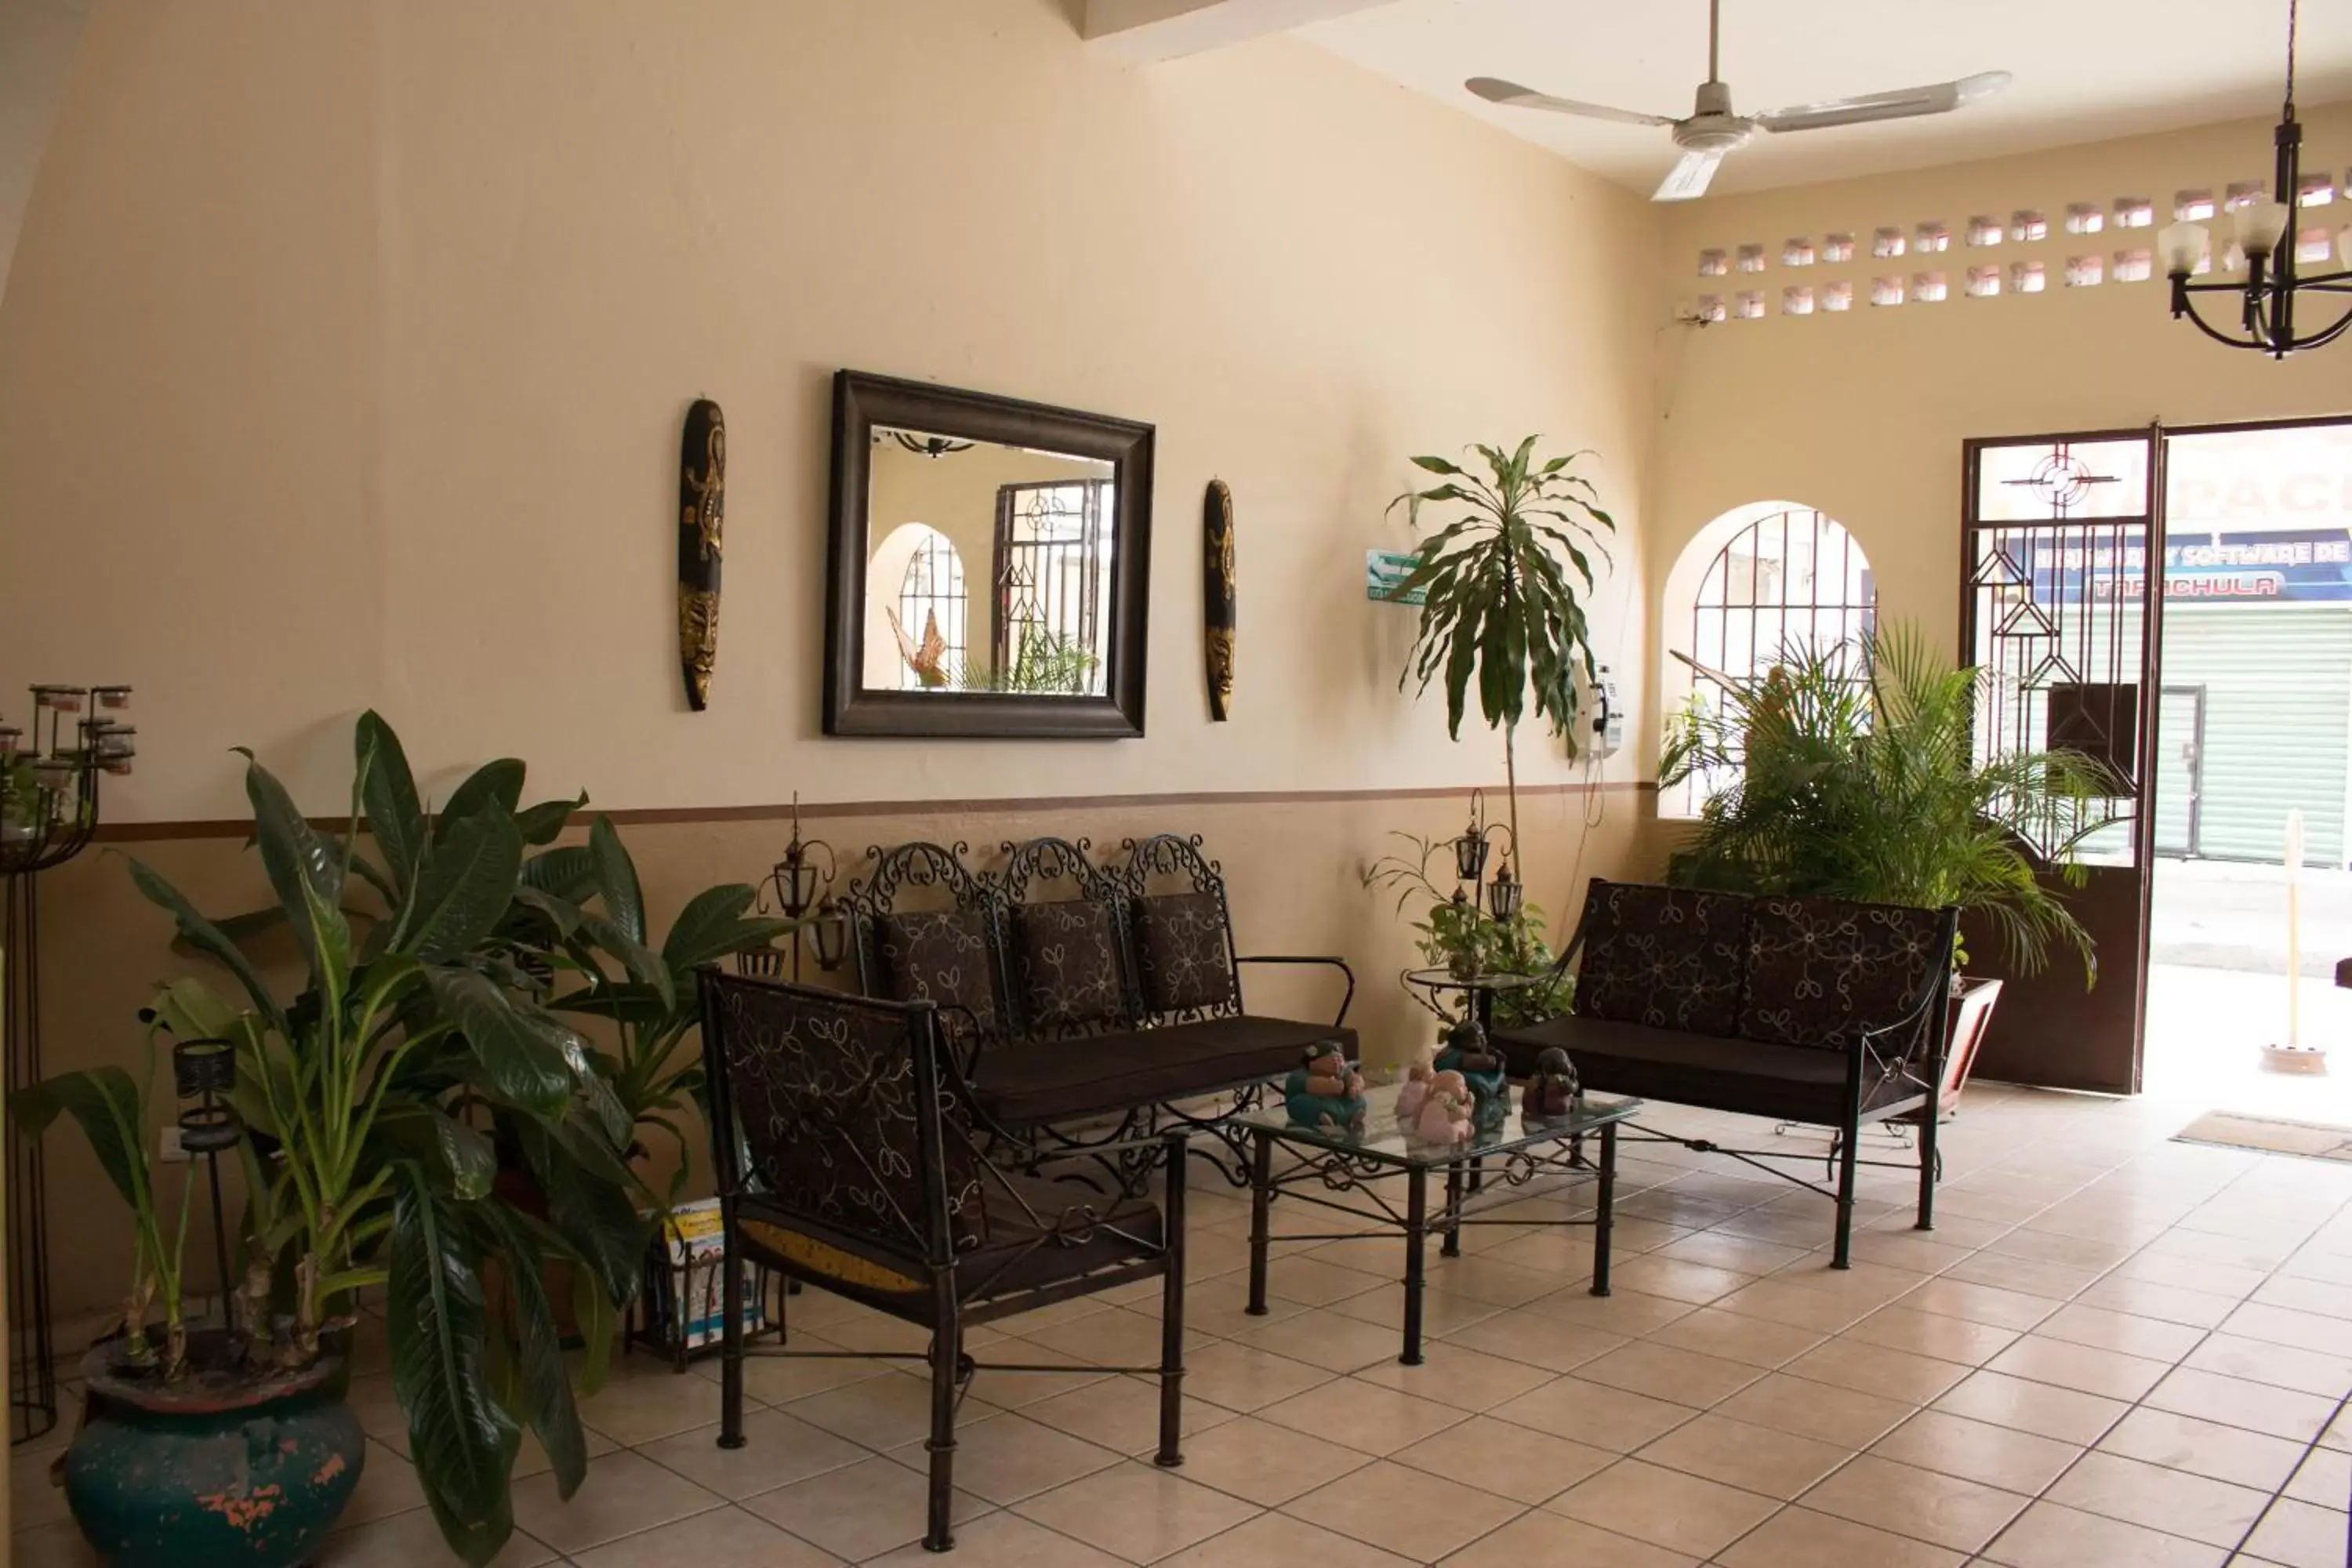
1387,437 -> 1616,865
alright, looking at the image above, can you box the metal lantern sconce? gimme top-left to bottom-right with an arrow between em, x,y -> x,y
747,795 -> 848,980
1451,789 -> 1520,920
808,896 -> 851,973
1486,861 -> 1524,922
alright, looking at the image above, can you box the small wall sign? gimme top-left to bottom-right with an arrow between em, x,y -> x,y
1366,549 -> 1427,605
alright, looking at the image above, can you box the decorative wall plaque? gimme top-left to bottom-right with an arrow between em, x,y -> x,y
1203,479 -> 1236,721
678,398 -> 725,710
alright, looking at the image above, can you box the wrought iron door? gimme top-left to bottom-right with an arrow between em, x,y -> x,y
1960,428 -> 2165,1094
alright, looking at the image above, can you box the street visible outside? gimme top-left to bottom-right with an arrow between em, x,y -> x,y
2144,857 -> 2352,1119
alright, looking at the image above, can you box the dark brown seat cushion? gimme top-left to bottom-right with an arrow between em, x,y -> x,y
1572,880 -> 1749,1036
971,1015 -> 1355,1126
1492,1014 -> 1929,1127
1014,900 -> 1129,1029
737,1167 -> 1163,1312
1738,895 -> 1947,1052
877,909 -> 1000,1035
1132,891 -> 1237,1013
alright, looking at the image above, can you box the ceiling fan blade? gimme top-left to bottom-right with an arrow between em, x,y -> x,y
1653,148 -> 1725,203
1465,76 -> 1674,127
1759,71 -> 2012,133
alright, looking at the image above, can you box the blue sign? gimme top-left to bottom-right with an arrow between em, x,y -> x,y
1367,549 -> 1427,605
1986,528 -> 2352,604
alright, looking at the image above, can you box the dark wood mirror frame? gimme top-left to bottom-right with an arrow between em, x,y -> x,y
822,370 -> 1154,739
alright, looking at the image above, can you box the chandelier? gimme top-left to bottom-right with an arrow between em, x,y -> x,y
2158,0 -> 2352,358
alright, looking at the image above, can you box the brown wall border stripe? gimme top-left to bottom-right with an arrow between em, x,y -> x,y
92,779 -> 1655,843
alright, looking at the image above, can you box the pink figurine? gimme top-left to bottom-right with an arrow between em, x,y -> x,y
1412,1069 -> 1475,1143
1395,1060 -> 1435,1122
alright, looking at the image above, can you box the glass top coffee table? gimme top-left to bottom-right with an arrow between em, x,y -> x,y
1237,1081 -> 1642,1365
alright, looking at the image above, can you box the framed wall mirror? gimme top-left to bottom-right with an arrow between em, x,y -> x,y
823,371 -> 1154,739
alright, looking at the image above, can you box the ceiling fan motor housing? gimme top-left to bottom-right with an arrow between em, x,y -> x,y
1675,80 -> 1754,152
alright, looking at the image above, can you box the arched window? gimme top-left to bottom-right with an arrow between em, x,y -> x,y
896,528 -> 967,690
1664,503 -> 1877,814
865,522 -> 971,691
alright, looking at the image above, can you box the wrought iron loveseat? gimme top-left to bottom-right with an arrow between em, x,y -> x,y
834,833 -> 1356,1174
698,969 -> 1189,1553
1492,880 -> 1958,1268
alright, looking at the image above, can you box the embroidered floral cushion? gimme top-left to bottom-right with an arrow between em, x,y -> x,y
1738,895 -> 1946,1051
1014,899 -> 1128,1030
1572,880 -> 1750,1036
877,909 -> 999,1038
1133,891 -> 1236,1014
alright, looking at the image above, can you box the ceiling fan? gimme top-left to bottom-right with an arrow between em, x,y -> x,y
1466,0 -> 2012,202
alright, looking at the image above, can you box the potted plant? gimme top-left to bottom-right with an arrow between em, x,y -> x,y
1659,623 -> 2114,1105
1363,833 -> 1574,1030
18,713 -> 648,1567
1385,437 -> 1617,875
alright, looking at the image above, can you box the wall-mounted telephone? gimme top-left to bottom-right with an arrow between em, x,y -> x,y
1586,664 -> 1624,760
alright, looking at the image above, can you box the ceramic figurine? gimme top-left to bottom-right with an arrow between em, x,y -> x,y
1393,1036 -> 1438,1120
1412,1069 -> 1475,1142
1284,1043 -> 1367,1131
1523,1046 -> 1581,1121
1436,1017 -> 1510,1130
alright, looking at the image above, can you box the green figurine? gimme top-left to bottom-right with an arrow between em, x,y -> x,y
1284,1042 -> 1367,1131
1436,1017 -> 1510,1131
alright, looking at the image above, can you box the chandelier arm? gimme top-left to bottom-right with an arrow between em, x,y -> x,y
2172,293 -> 2278,350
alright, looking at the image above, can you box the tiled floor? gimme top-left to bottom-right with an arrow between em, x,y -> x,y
16,1082 -> 2352,1566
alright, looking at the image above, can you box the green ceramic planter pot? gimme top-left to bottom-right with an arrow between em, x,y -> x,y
62,1332 -> 365,1568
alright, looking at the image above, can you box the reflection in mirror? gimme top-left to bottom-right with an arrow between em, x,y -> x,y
862,427 -> 1117,699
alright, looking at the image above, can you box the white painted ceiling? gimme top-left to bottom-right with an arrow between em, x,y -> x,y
1298,0 -> 2352,198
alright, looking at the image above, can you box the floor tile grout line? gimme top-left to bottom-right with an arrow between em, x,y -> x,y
1916,1163 -> 2352,1567
2216,1383 -> 2352,1567
1686,1149 -> 2352,1564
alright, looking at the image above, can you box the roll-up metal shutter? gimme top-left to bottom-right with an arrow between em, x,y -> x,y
2158,604 -> 2352,866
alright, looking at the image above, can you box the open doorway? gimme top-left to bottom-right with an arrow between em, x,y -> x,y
2142,419 -> 2352,1117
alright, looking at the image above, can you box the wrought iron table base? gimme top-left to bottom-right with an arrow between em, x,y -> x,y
1243,1121 -> 1618,1366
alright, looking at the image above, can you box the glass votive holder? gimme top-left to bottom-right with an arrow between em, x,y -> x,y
92,685 -> 132,712
0,726 -> 20,759
31,757 -> 76,793
31,685 -> 86,713
96,726 -> 136,760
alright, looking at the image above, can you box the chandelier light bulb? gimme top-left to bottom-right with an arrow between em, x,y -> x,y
2235,198 -> 2292,256
2158,220 -> 2209,278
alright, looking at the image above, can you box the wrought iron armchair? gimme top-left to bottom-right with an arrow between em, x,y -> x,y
697,968 -> 1188,1553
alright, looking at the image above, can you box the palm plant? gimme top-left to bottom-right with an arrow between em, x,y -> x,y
1386,437 -> 1615,867
1660,622 -> 2114,980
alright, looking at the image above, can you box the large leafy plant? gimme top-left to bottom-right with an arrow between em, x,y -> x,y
518,816 -> 790,1205
1660,622 -> 2113,979
106,713 -> 650,1565
1386,437 -> 1615,862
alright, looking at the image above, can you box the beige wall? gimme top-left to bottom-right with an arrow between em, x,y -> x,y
1645,107 -> 2352,705
1636,106 -> 2352,870
0,0 -> 1657,826
0,0 -> 1661,1330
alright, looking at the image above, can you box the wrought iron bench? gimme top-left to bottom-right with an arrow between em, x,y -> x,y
833,834 -> 1356,1180
1491,880 -> 1958,1269
697,969 -> 1188,1553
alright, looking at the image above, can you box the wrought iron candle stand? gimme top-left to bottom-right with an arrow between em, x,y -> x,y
170,1037 -> 241,1334
3,683 -> 136,1444
737,795 -> 850,981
